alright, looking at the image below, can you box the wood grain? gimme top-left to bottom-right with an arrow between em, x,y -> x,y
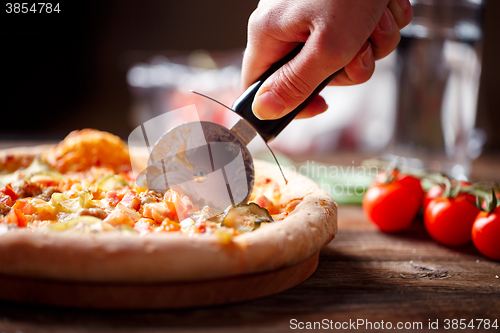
0,207 -> 498,333
0,253 -> 319,310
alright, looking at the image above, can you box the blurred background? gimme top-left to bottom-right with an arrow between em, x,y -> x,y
1,0 -> 499,154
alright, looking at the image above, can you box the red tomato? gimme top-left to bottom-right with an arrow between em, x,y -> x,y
374,169 -> 400,183
424,195 -> 480,246
363,173 -> 424,233
423,181 -> 474,212
423,184 -> 444,211
480,192 -> 500,210
472,206 -> 500,260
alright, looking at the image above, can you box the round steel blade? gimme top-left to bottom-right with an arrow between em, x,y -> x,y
139,121 -> 254,211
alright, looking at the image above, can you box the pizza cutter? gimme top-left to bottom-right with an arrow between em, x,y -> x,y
137,43 -> 343,212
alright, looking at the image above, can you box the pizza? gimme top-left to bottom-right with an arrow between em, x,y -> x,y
0,129 -> 337,283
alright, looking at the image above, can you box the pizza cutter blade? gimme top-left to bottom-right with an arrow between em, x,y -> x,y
136,121 -> 253,211
137,43 -> 344,212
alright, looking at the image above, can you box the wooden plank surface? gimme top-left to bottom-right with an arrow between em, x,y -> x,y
0,254 -> 319,309
0,205 -> 498,333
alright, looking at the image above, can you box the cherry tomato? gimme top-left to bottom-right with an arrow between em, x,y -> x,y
472,206 -> 500,260
423,181 -> 474,212
363,173 -> 424,233
423,184 -> 444,211
424,195 -> 480,246
480,191 -> 500,210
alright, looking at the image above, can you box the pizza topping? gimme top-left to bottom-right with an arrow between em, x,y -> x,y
155,219 -> 181,233
133,219 -> 153,235
104,203 -> 141,226
252,194 -> 279,214
120,191 -> 141,211
51,216 -> 116,233
13,198 -> 57,222
0,203 -> 11,217
0,130 -> 293,239
138,190 -> 162,205
0,154 -> 35,174
190,205 -> 216,224
180,218 -> 195,230
2,206 -> 26,227
142,202 -> 175,223
270,212 -> 288,221
114,224 -> 137,234
94,174 -> 130,191
43,129 -> 132,174
104,190 -> 125,207
164,189 -> 193,221
284,199 -> 302,213
213,228 -> 237,244
0,194 -> 14,208
250,175 -> 282,206
78,207 -> 108,220
216,203 -> 274,233
35,186 -> 61,202
50,191 -> 94,214
0,184 -> 18,206
0,158 -> 54,188
15,181 -> 44,199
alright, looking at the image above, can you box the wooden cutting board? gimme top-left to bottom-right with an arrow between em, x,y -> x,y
0,253 -> 319,309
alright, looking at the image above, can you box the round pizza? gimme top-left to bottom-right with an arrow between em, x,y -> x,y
0,129 -> 337,284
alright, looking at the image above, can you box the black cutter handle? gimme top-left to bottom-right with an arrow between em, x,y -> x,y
232,42 -> 343,142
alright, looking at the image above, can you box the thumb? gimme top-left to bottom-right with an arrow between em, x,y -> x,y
252,41 -> 340,120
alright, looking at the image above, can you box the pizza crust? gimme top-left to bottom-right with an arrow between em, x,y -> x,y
0,149 -> 337,282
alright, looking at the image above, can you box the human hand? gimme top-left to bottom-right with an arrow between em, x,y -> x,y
241,0 -> 413,120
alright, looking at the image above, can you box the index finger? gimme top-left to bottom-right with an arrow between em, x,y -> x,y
241,12 -> 302,89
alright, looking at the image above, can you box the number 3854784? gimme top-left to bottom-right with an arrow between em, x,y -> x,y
6,3 -> 61,14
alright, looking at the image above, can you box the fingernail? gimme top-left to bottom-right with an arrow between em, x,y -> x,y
378,8 -> 393,32
360,41 -> 373,68
398,0 -> 409,10
252,90 -> 285,120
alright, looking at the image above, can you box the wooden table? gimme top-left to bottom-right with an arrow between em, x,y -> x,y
0,205 -> 498,332
0,148 -> 498,332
